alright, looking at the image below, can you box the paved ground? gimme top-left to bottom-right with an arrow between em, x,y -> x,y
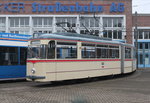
0,69 -> 150,103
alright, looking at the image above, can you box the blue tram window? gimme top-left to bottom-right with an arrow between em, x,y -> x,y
0,47 -> 18,65
20,48 -> 27,65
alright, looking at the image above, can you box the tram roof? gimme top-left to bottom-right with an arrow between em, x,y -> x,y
32,32 -> 133,46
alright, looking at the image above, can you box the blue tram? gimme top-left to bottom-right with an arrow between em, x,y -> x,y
0,33 -> 31,80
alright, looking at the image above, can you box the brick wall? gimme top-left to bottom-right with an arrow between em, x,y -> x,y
133,14 -> 150,27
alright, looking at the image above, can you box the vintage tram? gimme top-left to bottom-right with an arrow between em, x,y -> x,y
27,32 -> 136,82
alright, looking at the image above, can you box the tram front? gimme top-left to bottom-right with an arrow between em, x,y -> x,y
26,39 -> 56,82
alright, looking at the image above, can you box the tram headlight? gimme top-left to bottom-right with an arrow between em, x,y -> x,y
31,68 -> 36,74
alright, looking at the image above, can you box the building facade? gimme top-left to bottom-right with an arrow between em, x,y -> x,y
133,14 -> 150,68
0,0 -> 133,44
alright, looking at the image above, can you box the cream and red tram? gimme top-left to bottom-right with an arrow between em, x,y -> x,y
27,32 -> 136,82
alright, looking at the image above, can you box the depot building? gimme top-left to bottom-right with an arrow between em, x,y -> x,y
0,0 -> 133,44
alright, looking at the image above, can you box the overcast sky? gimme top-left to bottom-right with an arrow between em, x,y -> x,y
133,0 -> 150,13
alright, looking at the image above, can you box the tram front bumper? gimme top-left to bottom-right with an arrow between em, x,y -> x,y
26,75 -> 46,80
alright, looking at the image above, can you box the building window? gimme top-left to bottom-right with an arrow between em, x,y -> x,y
80,30 -> 99,36
138,30 -> 143,39
10,31 -> 19,34
145,43 -> 149,49
103,17 -> 123,28
118,30 -> 122,39
10,17 -> 29,27
56,17 -> 77,33
10,31 -> 29,35
103,30 -> 122,39
103,30 -> 112,38
103,17 -> 123,39
137,29 -> 150,39
80,17 -> 100,36
0,31 -> 5,33
139,43 -> 143,49
144,31 -> 150,39
34,30 -> 52,34
56,17 -> 76,27
80,17 -> 99,28
33,17 -> 52,27
0,18 -> 6,28
113,30 -> 117,39
139,54 -> 143,65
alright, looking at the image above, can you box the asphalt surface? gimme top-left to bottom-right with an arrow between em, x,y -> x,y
0,69 -> 150,103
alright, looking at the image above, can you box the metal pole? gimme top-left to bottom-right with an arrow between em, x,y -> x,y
134,11 -> 138,69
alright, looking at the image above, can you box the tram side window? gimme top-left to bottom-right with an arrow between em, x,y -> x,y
0,47 -> 18,65
101,48 -> 108,58
40,45 -> 47,59
96,45 -> 119,58
110,46 -> 119,58
125,47 -> 132,59
57,42 -> 77,59
20,48 -> 27,65
82,43 -> 96,58
96,48 -> 101,58
47,41 -> 55,59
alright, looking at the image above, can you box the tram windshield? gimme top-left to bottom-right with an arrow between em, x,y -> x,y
27,45 -> 40,59
27,41 -> 77,59
27,41 -> 56,59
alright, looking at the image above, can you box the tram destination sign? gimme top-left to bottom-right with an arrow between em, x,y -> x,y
0,33 -> 31,40
0,2 -> 124,13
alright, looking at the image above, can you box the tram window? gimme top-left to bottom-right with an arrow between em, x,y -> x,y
57,42 -> 77,59
32,47 -> 40,58
108,30 -> 112,38
125,47 -> 131,59
96,48 -> 101,58
0,47 -> 18,65
27,46 -> 40,59
40,45 -> 47,59
96,45 -> 119,58
20,48 -> 27,65
82,43 -> 96,58
109,49 -> 113,58
96,45 -> 109,58
113,49 -> 119,58
101,49 -> 107,58
110,46 -> 119,58
47,41 -> 55,59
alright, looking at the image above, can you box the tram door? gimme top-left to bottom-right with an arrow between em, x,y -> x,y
47,41 -> 55,59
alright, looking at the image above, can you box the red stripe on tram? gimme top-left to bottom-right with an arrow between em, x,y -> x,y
125,59 -> 134,61
27,59 -> 121,63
